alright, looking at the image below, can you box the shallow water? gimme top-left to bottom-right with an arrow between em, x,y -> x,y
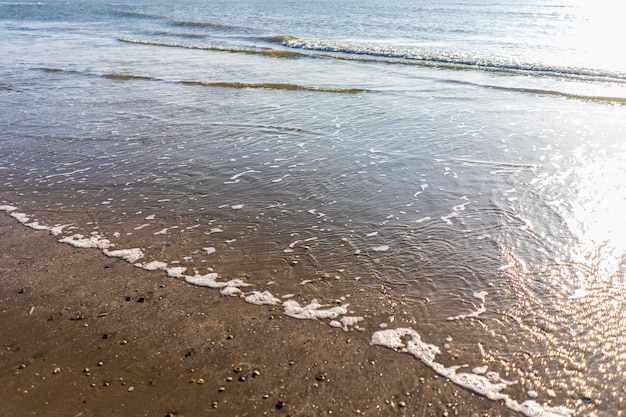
2,0 -> 626,415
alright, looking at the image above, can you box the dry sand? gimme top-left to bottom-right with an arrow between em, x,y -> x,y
0,214 -> 517,416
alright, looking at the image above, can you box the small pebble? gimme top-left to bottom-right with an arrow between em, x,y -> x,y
316,372 -> 328,381
97,361 -> 104,367
262,394 -> 270,400
120,339 -> 128,345
196,378 -> 205,384
53,367 -> 61,374
218,387 -> 226,392
239,376 -> 246,382
137,297 -> 145,303
127,386 -> 134,392
252,369 -> 261,377
275,401 -> 284,410
398,401 -> 407,408
226,376 -> 233,382
18,363 -> 26,370
211,402 -> 218,409
233,365 -> 242,373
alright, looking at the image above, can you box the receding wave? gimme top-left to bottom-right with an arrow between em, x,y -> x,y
497,86 -> 626,104
118,36 -> 305,58
35,67 -> 363,93
112,10 -> 164,20
152,31 -> 207,39
277,36 -> 626,83
179,81 -> 366,93
101,74 -> 157,81
173,20 -> 237,30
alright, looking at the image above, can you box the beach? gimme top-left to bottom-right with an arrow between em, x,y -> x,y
2,1 -> 626,415
0,214 -> 513,417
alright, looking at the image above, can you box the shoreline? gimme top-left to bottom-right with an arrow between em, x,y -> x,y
0,213 -> 514,416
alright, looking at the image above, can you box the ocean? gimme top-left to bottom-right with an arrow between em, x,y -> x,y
2,0 -> 626,415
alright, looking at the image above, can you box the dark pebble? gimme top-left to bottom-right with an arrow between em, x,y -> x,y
124,296 -> 131,301
275,401 -> 284,410
137,297 -> 145,303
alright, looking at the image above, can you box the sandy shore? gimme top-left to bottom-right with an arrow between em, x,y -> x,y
0,214 -> 515,417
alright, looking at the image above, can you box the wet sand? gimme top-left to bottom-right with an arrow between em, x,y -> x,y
0,214 -> 516,417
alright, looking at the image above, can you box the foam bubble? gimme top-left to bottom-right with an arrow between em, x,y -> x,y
283,299 -> 348,320
372,245 -> 390,252
59,234 -> 112,249
142,260 -> 168,271
244,290 -> 281,305
329,315 -> 364,331
203,247 -> 216,255
0,205 -> 17,212
50,224 -> 71,237
166,266 -> 187,278
185,272 -> 223,288
220,286 -> 242,297
104,248 -> 144,263
26,221 -> 50,231
10,212 -> 29,223
371,328 -> 574,417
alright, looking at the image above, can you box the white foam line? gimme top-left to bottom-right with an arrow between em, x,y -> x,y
26,221 -> 50,231
59,234 -> 113,250
244,290 -> 282,306
329,315 -> 364,332
283,299 -> 348,320
6,204 -> 569,416
10,212 -> 29,224
104,248 -> 144,263
371,328 -> 573,417
447,291 -> 488,321
166,266 -> 187,278
50,224 -> 71,237
141,260 -> 168,271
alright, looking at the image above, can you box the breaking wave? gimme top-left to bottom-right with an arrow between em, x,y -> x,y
271,36 -> 626,83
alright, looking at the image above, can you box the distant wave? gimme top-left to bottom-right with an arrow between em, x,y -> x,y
173,20 -> 238,31
112,10 -> 164,20
152,31 -> 207,39
35,68 -> 364,94
118,36 -> 304,58
271,36 -> 626,83
179,80 -> 366,93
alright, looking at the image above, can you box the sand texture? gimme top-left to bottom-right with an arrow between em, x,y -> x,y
0,215 -> 516,416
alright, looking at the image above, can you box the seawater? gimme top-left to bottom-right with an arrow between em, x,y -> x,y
2,1 -> 626,416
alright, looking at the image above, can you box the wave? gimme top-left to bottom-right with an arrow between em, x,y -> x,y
173,20 -> 238,31
35,68 -> 363,94
117,36 -> 305,58
152,31 -> 207,39
101,73 -> 157,81
179,81 -> 366,93
112,10 -> 165,20
270,36 -> 626,84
